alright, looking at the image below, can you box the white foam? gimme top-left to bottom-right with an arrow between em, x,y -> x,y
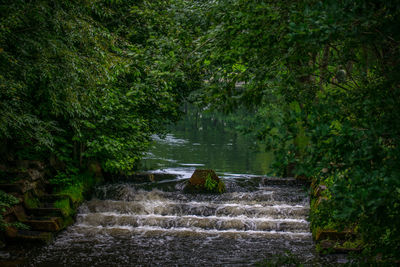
73,224 -> 312,238
79,213 -> 309,224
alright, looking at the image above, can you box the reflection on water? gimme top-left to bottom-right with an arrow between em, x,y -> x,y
140,117 -> 274,176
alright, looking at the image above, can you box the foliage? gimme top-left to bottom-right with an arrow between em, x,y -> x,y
204,174 -> 225,194
0,190 -> 19,208
204,174 -> 217,191
189,0 -> 400,260
49,170 -> 78,189
53,198 -> 73,217
0,0 -> 201,172
23,194 -> 40,209
0,190 -> 20,230
53,172 -> 96,204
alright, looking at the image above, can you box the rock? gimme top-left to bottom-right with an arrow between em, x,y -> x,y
26,169 -> 44,181
315,229 -> 355,241
184,169 -> 225,193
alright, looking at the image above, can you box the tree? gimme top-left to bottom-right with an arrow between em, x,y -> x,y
193,0 -> 400,260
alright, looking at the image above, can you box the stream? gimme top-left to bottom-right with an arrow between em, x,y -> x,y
27,119 -> 347,266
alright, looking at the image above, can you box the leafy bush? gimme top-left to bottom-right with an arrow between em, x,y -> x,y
191,0 -> 400,260
0,190 -> 25,230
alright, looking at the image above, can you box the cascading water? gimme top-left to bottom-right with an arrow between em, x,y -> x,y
27,176 -> 346,266
27,121 -> 347,266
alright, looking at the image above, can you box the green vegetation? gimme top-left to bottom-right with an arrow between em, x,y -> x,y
0,190 -> 28,230
204,174 -> 225,194
52,172 -> 96,205
23,193 -> 40,209
0,190 -> 19,229
0,0 -> 399,261
0,0 -> 200,172
53,198 -> 73,218
204,174 -> 217,191
186,0 -> 400,261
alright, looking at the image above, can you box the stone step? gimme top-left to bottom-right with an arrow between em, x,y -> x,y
26,207 -> 64,217
319,240 -> 362,254
6,228 -> 53,244
39,194 -> 72,206
0,181 -> 36,194
0,183 -> 23,194
22,217 -> 63,232
315,229 -> 356,241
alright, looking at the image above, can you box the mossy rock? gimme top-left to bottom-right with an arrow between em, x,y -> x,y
184,169 -> 225,194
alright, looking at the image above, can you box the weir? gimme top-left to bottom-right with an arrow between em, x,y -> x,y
27,176 -> 343,265
27,127 -> 347,265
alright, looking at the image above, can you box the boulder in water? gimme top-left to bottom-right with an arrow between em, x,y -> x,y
184,169 -> 225,194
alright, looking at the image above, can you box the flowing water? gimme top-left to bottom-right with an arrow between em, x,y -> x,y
27,117 -> 347,266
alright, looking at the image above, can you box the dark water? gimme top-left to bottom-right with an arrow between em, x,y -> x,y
140,117 -> 274,177
26,119 -> 347,266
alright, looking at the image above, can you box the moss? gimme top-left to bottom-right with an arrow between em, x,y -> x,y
217,180 -> 226,194
186,170 -> 226,194
340,239 -> 363,249
24,193 -> 40,209
54,172 -> 96,206
58,184 -> 84,205
54,198 -> 74,217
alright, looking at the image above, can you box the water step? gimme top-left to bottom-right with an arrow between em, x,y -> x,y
73,224 -> 312,240
78,213 -> 310,232
22,217 -> 63,232
83,200 -> 309,219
